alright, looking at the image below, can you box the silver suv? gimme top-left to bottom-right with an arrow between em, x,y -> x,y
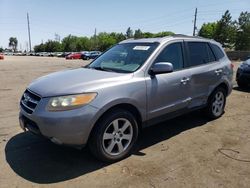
19,35 -> 233,162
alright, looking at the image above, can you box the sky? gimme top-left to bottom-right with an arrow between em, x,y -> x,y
0,0 -> 249,51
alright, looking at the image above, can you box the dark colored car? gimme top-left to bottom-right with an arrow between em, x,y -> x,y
81,51 -> 101,60
236,58 -> 250,88
66,53 -> 81,60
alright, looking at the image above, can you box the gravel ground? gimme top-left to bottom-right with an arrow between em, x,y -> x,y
0,56 -> 249,188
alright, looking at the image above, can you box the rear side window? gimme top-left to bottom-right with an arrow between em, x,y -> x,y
154,43 -> 184,70
210,43 -> 225,60
187,42 -> 215,67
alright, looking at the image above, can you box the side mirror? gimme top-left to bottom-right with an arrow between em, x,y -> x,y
149,62 -> 173,75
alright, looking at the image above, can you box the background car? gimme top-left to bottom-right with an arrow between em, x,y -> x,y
236,58 -> 250,88
66,52 -> 81,59
81,51 -> 101,60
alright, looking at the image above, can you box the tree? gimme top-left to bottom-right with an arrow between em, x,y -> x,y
96,32 -> 117,51
34,43 -> 45,52
61,35 -> 78,52
153,31 -> 174,37
8,37 -> 18,52
44,40 -> 61,52
0,47 -> 3,52
134,29 -> 143,39
110,32 -> 126,43
214,10 -> 237,49
198,22 -> 218,39
76,37 -> 91,51
142,32 -> 154,38
126,27 -> 133,38
235,11 -> 250,50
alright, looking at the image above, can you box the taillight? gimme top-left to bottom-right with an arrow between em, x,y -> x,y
230,63 -> 234,69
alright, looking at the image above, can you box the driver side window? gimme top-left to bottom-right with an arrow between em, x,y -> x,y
154,42 -> 184,71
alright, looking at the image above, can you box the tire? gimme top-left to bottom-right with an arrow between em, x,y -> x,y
237,80 -> 248,88
204,87 -> 226,119
89,108 -> 139,162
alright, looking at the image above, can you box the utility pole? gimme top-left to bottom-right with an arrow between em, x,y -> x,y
193,8 -> 197,36
94,28 -> 97,50
27,13 -> 32,52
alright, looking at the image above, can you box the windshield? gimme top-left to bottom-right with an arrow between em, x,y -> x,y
88,42 -> 159,73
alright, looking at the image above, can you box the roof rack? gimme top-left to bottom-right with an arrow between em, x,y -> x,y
170,34 -> 205,39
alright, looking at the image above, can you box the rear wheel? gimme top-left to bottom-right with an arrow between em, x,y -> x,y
204,87 -> 226,119
89,109 -> 138,162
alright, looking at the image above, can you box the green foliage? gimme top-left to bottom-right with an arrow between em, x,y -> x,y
61,35 -> 78,52
235,12 -> 250,50
199,10 -> 250,50
214,10 -> 237,49
95,32 -> 117,51
44,40 -> 61,52
199,22 -> 218,39
153,31 -> 174,37
8,37 -> 18,52
0,47 -> 3,52
134,29 -> 143,39
126,27 -> 133,38
33,29 -> 176,53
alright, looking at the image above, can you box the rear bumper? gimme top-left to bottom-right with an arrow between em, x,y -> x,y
19,101 -> 99,147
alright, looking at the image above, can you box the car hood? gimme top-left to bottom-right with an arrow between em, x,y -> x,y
28,68 -> 133,97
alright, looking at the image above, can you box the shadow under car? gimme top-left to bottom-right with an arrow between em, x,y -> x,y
5,111 -> 209,184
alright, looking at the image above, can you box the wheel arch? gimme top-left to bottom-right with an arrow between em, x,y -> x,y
209,81 -> 230,98
87,103 -> 143,144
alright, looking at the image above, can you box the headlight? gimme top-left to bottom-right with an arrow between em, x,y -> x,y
47,93 -> 97,111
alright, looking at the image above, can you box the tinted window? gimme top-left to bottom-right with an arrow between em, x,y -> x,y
207,45 -> 216,62
210,43 -> 225,60
154,43 -> 184,70
187,42 -> 215,67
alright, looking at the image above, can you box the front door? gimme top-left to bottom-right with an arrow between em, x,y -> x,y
146,41 -> 192,121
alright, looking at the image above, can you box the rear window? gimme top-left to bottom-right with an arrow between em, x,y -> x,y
210,43 -> 225,60
187,42 -> 216,67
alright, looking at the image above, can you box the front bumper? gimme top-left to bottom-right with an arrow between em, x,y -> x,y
19,98 -> 99,146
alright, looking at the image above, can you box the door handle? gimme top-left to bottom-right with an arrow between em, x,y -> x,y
215,69 -> 222,75
181,77 -> 190,84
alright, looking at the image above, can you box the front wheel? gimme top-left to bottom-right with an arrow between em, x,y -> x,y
89,109 -> 138,162
204,87 -> 226,119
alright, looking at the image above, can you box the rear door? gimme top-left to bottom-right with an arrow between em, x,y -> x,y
184,41 -> 222,108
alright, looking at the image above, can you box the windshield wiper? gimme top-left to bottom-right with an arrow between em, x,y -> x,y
89,66 -> 115,72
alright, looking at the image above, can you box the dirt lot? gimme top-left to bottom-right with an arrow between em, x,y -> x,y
0,56 -> 249,188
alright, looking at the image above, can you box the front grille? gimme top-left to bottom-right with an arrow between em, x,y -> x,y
20,89 -> 41,114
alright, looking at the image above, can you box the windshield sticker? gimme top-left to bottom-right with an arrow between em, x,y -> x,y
133,46 -> 150,50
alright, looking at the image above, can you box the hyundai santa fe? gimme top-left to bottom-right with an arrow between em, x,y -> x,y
19,35 -> 233,162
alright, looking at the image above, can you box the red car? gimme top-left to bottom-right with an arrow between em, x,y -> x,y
65,53 -> 81,60
0,53 -> 4,60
